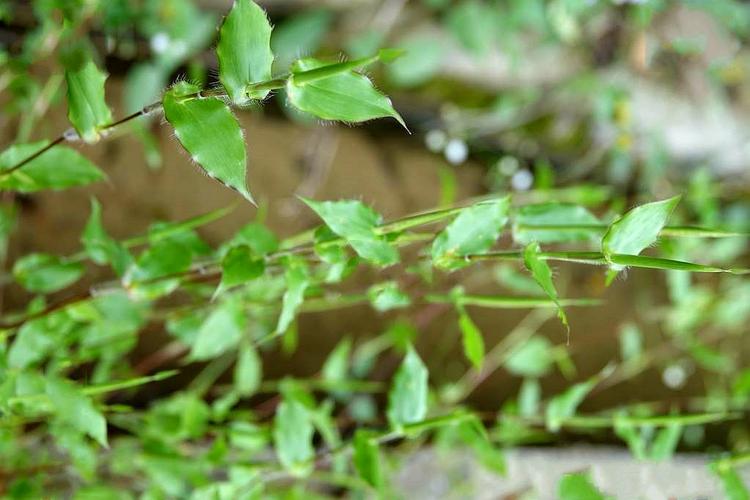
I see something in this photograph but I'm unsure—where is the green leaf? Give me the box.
[216,245,265,297]
[512,203,601,245]
[322,338,351,383]
[524,242,568,333]
[504,336,554,378]
[191,297,247,361]
[431,197,510,269]
[602,196,681,275]
[234,342,262,396]
[712,462,750,500]
[46,377,108,447]
[64,51,112,143]
[558,472,608,500]
[13,253,84,294]
[0,142,104,192]
[546,377,599,432]
[286,58,405,127]
[162,82,252,202]
[368,281,411,312]
[387,346,429,431]
[217,0,274,104]
[649,422,682,460]
[446,0,498,56]
[81,199,132,275]
[273,396,314,477]
[353,430,383,489]
[276,258,310,334]
[457,307,484,369]
[302,198,399,266]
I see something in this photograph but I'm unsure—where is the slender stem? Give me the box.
[0,136,65,177]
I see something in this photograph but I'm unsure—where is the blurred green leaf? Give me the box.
[368,281,411,312]
[322,337,352,384]
[558,472,608,500]
[602,196,681,279]
[712,462,750,500]
[82,199,132,275]
[505,336,554,378]
[217,0,274,104]
[457,307,484,369]
[216,245,265,297]
[13,253,84,294]
[0,142,104,192]
[234,342,262,396]
[272,9,332,72]
[387,346,429,431]
[512,203,601,245]
[273,395,314,477]
[191,297,246,361]
[353,429,383,489]
[47,377,108,447]
[162,82,252,202]
[524,242,568,332]
[303,198,399,266]
[276,257,310,334]
[432,197,510,269]
[546,376,599,432]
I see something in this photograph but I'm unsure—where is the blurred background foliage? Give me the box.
[1,0,750,498]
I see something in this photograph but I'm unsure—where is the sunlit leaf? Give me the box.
[163,82,252,202]
[524,242,568,332]
[387,346,429,431]
[0,142,104,192]
[217,0,274,104]
[273,396,314,477]
[63,49,112,143]
[432,197,510,269]
[13,253,84,294]
[303,198,399,266]
[287,58,405,127]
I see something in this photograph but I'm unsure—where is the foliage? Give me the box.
[0,0,749,498]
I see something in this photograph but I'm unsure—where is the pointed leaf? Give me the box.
[558,472,608,500]
[432,197,510,269]
[303,198,399,266]
[81,199,132,275]
[216,245,265,297]
[387,346,429,431]
[276,258,310,334]
[353,430,383,489]
[602,196,680,273]
[524,242,568,332]
[287,58,405,126]
[163,82,252,201]
[457,307,484,369]
[63,50,112,143]
[0,142,104,192]
[217,0,274,104]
